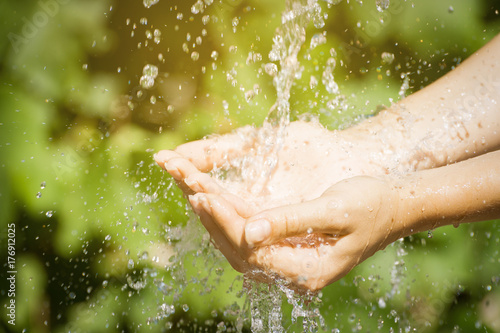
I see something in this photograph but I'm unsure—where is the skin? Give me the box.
[155,34,500,291]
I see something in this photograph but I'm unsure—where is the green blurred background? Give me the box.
[1,0,500,332]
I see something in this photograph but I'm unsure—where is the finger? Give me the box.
[218,193,256,218]
[164,157,202,181]
[189,194,249,273]
[244,196,352,247]
[154,150,184,172]
[184,172,225,194]
[155,153,204,195]
[174,126,256,172]
[199,193,248,249]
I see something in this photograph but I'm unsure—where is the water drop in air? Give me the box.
[143,0,159,9]
[140,64,158,89]
[381,52,395,65]
[375,0,390,12]
[191,51,200,61]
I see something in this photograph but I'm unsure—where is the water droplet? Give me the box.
[143,0,159,9]
[381,52,395,65]
[232,17,239,27]
[378,297,386,308]
[448,6,454,13]
[211,50,219,60]
[375,0,390,12]
[45,210,54,218]
[191,51,200,61]
[140,64,158,89]
[127,259,135,269]
[182,304,189,312]
[215,267,224,276]
[229,45,238,54]
[245,90,255,103]
[40,181,46,189]
[82,63,88,71]
[191,0,204,14]
[102,280,108,288]
[105,234,111,241]
[36,192,42,199]
[264,63,278,76]
[309,75,318,89]
[176,13,183,20]
[307,227,313,234]
[202,15,210,25]
[427,230,433,238]
[167,105,175,113]
[69,292,76,300]
[310,33,327,49]
[153,29,161,44]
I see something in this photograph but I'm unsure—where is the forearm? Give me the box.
[345,34,500,173]
[394,149,500,238]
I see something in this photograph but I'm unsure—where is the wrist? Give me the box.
[389,173,434,240]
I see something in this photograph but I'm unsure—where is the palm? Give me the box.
[209,121,382,211]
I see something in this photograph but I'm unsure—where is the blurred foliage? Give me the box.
[0,0,500,332]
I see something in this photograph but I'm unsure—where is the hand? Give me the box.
[156,120,389,208]
[239,175,403,290]
[155,121,400,290]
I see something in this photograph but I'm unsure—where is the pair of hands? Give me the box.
[155,121,404,291]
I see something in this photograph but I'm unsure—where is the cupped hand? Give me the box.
[155,120,401,290]
[156,121,387,208]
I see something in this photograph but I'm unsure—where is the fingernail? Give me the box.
[198,194,212,214]
[184,177,196,186]
[245,219,271,245]
[188,195,201,213]
[164,162,180,178]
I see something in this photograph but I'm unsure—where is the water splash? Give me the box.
[243,276,325,333]
[222,0,337,194]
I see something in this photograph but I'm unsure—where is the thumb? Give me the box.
[244,196,350,247]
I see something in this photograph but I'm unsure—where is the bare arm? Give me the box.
[394,150,500,238]
[155,34,500,291]
[346,33,500,172]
